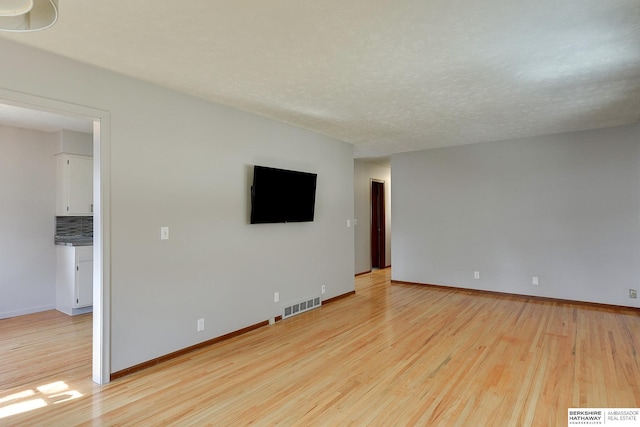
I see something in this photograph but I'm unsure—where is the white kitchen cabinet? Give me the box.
[56,153,93,216]
[56,245,93,316]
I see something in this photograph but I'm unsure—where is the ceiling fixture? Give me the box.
[0,0,58,32]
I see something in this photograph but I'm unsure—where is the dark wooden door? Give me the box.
[371,181,385,268]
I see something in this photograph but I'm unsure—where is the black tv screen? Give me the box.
[250,166,317,224]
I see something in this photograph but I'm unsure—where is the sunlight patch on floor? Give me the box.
[0,381,82,419]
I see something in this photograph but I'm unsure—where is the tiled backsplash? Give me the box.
[56,216,93,238]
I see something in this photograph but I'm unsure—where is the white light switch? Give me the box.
[347,219,351,228]
[160,226,169,240]
[474,271,480,280]
[532,276,539,286]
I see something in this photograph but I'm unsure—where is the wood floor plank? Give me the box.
[1,268,639,426]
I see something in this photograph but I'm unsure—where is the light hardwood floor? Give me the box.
[1,269,639,426]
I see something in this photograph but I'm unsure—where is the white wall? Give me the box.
[392,124,640,308]
[0,124,56,318]
[354,160,391,274]
[0,38,355,372]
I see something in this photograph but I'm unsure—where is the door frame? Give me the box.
[0,88,112,384]
[371,179,386,269]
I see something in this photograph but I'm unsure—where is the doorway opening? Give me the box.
[371,180,385,269]
[0,89,110,384]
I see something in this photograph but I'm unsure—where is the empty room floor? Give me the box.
[1,269,639,426]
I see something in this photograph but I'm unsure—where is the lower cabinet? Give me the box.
[56,245,93,316]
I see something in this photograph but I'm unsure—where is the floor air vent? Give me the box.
[283,296,322,319]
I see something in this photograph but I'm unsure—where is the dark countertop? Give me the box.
[55,236,94,246]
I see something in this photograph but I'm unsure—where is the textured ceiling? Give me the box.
[1,0,639,158]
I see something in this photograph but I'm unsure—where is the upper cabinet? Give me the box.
[56,153,93,216]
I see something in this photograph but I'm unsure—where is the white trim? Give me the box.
[92,117,111,384]
[0,304,56,320]
[0,87,111,384]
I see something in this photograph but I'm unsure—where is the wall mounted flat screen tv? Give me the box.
[250,166,317,224]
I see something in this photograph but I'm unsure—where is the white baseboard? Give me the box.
[0,304,56,320]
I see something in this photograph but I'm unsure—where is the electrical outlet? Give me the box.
[532,277,539,286]
[630,289,637,299]
[474,271,480,280]
[321,285,326,294]
[274,292,279,303]
[197,318,204,332]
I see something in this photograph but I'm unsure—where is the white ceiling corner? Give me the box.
[0,102,93,133]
